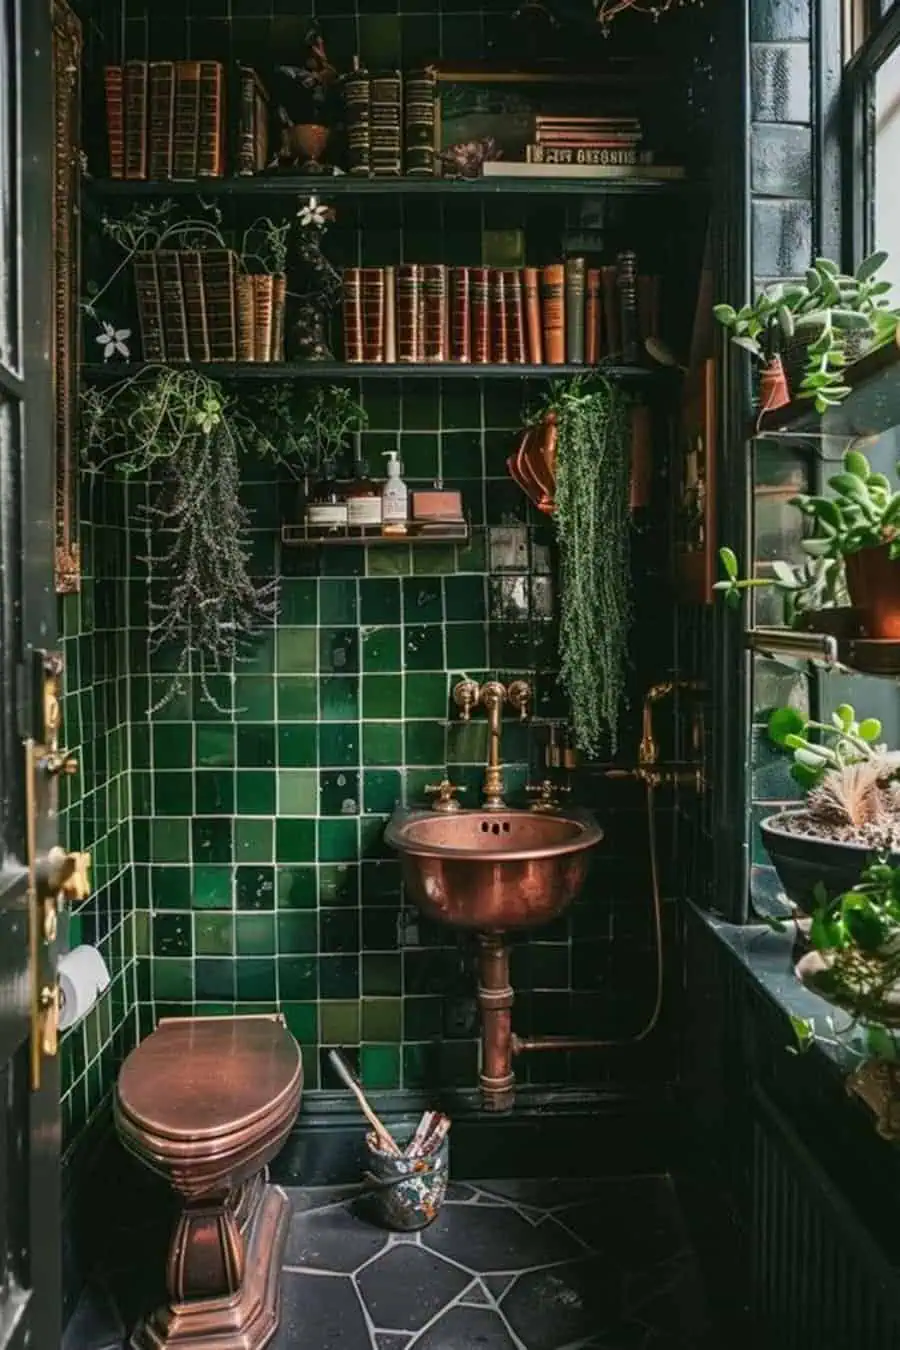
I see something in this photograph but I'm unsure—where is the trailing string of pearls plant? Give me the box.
[594,0,703,29]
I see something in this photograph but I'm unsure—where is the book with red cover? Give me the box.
[540,264,565,364]
[490,271,509,364]
[124,61,148,180]
[155,250,189,362]
[586,268,601,364]
[253,274,275,362]
[197,62,225,178]
[397,264,423,363]
[450,268,471,363]
[344,62,371,176]
[471,267,491,364]
[601,265,620,356]
[423,265,448,362]
[173,61,201,179]
[343,267,364,363]
[236,273,256,361]
[133,251,165,360]
[201,249,238,362]
[180,250,210,362]
[505,270,526,364]
[105,66,125,179]
[148,62,175,179]
[362,267,386,362]
[522,267,542,364]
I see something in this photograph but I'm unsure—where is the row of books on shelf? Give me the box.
[132,250,285,363]
[344,64,437,177]
[104,61,268,180]
[341,258,658,365]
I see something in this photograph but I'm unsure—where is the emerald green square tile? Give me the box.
[442,380,481,428]
[405,673,448,718]
[151,819,190,864]
[235,818,273,862]
[320,677,359,720]
[195,913,234,956]
[362,723,403,766]
[131,722,151,769]
[275,818,316,863]
[154,772,193,816]
[277,677,318,720]
[321,545,365,577]
[320,1000,361,1043]
[320,628,359,674]
[237,960,276,1001]
[132,772,151,816]
[195,771,235,816]
[278,866,317,909]
[447,720,489,762]
[237,724,276,768]
[361,627,402,673]
[236,865,276,910]
[361,859,402,902]
[405,721,446,766]
[319,769,361,816]
[151,865,192,910]
[359,815,390,861]
[153,912,191,956]
[403,625,444,671]
[364,770,402,815]
[279,769,318,815]
[241,632,275,674]
[192,866,233,910]
[236,913,276,956]
[234,676,275,721]
[359,578,401,625]
[300,1046,320,1088]
[319,579,358,624]
[402,1044,428,1089]
[362,998,402,1041]
[443,430,483,476]
[318,723,360,767]
[278,724,318,767]
[362,953,401,995]
[277,911,317,954]
[402,578,443,624]
[405,768,444,805]
[195,959,235,1000]
[318,863,359,906]
[277,629,318,674]
[153,959,193,1001]
[318,818,359,863]
[445,575,486,621]
[192,817,232,863]
[278,957,317,1000]
[360,1044,401,1090]
[362,384,401,431]
[196,725,235,768]
[363,674,402,719]
[366,545,410,576]
[152,724,192,769]
[237,771,276,814]
[280,579,318,626]
[282,1002,317,1044]
[457,530,486,573]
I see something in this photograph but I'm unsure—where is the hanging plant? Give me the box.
[536,376,633,756]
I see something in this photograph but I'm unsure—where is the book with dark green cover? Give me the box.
[565,256,586,364]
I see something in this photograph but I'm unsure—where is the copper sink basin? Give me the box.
[384,808,603,930]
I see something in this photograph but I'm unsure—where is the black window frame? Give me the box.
[842,0,900,267]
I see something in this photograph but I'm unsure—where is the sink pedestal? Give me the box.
[476,933,515,1112]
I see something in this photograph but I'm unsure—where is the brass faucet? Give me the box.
[639,679,705,770]
[453,678,532,810]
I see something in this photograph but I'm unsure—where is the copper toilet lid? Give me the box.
[117,1017,302,1144]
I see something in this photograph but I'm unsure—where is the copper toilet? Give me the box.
[115,1015,303,1350]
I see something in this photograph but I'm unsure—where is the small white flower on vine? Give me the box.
[297,197,328,228]
[95,320,131,360]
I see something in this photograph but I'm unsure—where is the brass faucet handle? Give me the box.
[507,680,532,721]
[425,779,466,813]
[526,780,570,811]
[452,679,480,721]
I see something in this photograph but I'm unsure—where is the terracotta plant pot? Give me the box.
[758,356,790,413]
[281,123,330,171]
[845,543,900,638]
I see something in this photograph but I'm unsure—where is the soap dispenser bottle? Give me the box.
[381,451,408,535]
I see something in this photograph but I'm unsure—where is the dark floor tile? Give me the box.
[502,1259,623,1350]
[422,1204,581,1273]
[474,1177,611,1211]
[283,1202,389,1273]
[274,1271,370,1350]
[556,1179,690,1268]
[283,1184,364,1216]
[460,1281,491,1306]
[375,1336,412,1350]
[357,1243,470,1333]
[622,1254,710,1340]
[409,1305,516,1349]
[444,1181,478,1202]
[484,1274,516,1300]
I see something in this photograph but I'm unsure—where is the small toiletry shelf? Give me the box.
[282,519,470,548]
[747,626,900,678]
[85,175,696,201]
[81,361,656,382]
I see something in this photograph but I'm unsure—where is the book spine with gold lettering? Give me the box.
[540,264,565,365]
[253,273,274,362]
[345,61,371,176]
[155,250,190,362]
[342,267,364,362]
[105,65,125,179]
[173,60,201,179]
[523,266,542,364]
[197,61,225,178]
[180,250,210,362]
[423,265,448,362]
[404,67,436,176]
[236,273,255,361]
[124,60,148,180]
[272,274,287,361]
[148,62,175,179]
[133,251,165,361]
[505,269,526,364]
[362,267,386,362]
[450,267,471,363]
[565,256,586,365]
[201,249,238,362]
[397,263,423,363]
[585,267,601,364]
[383,265,397,363]
[471,267,491,364]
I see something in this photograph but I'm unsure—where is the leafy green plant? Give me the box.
[538,376,632,756]
[713,544,844,623]
[768,702,884,790]
[249,384,368,478]
[241,216,292,275]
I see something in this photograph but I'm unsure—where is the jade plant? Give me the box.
[769,702,886,790]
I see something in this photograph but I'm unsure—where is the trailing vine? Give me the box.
[538,376,632,756]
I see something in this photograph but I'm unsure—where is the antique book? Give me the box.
[148,62,175,179]
[565,257,586,365]
[342,267,364,362]
[370,71,402,177]
[601,265,620,355]
[173,61,202,179]
[201,249,238,362]
[197,61,225,178]
[362,267,386,362]
[404,67,436,177]
[638,273,660,342]
[383,265,397,363]
[133,251,165,360]
[155,250,190,362]
[522,267,542,365]
[271,273,287,361]
[505,270,526,364]
[253,274,275,362]
[236,273,256,361]
[124,60,148,180]
[527,146,650,165]
[585,267,601,364]
[423,265,448,362]
[344,61,371,176]
[450,267,471,363]
[617,250,640,363]
[483,161,685,180]
[471,267,491,364]
[397,264,423,363]
[237,66,269,176]
[180,250,210,362]
[540,263,565,365]
[490,270,509,364]
[104,66,125,179]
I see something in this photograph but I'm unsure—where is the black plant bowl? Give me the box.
[760,810,900,915]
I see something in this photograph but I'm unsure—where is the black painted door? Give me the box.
[0,1,60,1348]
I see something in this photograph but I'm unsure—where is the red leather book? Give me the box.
[586,268,601,364]
[383,265,397,363]
[523,267,542,364]
[201,249,238,362]
[471,267,491,364]
[601,265,620,356]
[490,270,509,364]
[133,251,165,361]
[155,250,189,363]
[104,66,125,179]
[362,267,386,362]
[236,272,256,361]
[124,61,148,180]
[344,61,371,177]
[197,61,225,178]
[505,270,526,364]
[423,265,448,362]
[397,264,423,363]
[148,62,175,179]
[450,268,471,363]
[253,274,274,362]
[173,61,201,179]
[343,267,364,363]
[180,250,210,362]
[540,264,565,365]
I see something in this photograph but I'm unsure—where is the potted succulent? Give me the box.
[714,252,898,412]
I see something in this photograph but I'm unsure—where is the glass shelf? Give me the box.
[82,361,657,383]
[281,520,470,548]
[747,625,900,677]
[84,174,696,201]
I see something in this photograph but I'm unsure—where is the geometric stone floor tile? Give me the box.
[356,1244,470,1333]
[422,1202,582,1273]
[408,1304,518,1349]
[501,1259,623,1350]
[283,1201,390,1273]
[274,1270,370,1350]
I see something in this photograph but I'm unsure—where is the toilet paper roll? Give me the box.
[58,945,111,1031]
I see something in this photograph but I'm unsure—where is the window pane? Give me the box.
[0,0,17,371]
[875,38,900,286]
